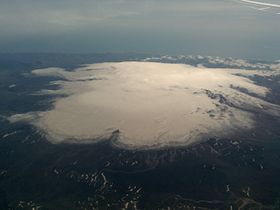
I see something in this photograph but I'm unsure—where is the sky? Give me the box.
[0,0,279,60]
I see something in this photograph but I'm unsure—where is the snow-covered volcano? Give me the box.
[9,62,280,149]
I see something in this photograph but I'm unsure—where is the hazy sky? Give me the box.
[0,0,279,59]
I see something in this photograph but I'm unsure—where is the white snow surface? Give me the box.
[9,62,280,149]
